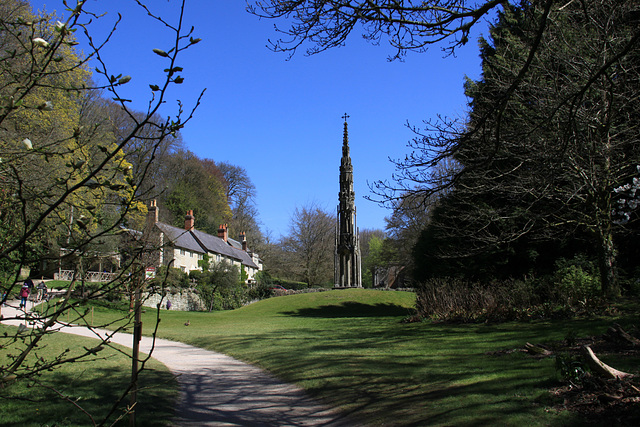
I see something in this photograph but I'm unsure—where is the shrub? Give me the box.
[152,266,190,289]
[194,260,243,311]
[247,283,273,301]
[555,352,590,384]
[415,278,495,322]
[207,283,247,310]
[552,256,601,303]
[415,272,604,323]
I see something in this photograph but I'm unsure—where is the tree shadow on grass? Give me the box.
[281,301,414,318]
[203,329,580,426]
[0,364,176,426]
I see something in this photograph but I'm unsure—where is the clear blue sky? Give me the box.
[34,0,486,238]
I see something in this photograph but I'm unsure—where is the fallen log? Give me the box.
[581,345,633,379]
[605,323,640,347]
[524,342,553,357]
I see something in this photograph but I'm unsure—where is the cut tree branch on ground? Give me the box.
[605,323,640,347]
[524,342,553,357]
[581,345,633,379]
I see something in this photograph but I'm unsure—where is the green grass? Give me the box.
[0,324,177,426]
[78,289,640,426]
[28,289,640,425]
[44,279,73,289]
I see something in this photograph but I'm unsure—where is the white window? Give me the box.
[179,249,185,256]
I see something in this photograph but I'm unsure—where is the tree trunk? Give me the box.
[597,226,619,298]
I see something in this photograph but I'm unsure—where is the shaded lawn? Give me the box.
[85,289,640,426]
[0,324,177,426]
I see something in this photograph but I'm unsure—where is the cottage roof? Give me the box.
[227,237,242,250]
[193,229,259,269]
[155,223,206,254]
[234,248,259,270]
[191,229,238,260]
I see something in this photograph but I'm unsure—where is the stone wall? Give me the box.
[142,288,206,312]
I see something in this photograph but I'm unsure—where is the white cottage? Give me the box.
[145,201,263,283]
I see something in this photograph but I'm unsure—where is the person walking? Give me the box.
[19,284,30,310]
[36,281,46,302]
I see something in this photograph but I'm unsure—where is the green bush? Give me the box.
[207,284,247,310]
[552,256,601,304]
[194,260,243,311]
[153,266,190,289]
[247,282,273,300]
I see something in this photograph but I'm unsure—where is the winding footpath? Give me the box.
[1,301,356,426]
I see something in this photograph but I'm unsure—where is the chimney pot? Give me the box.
[241,232,247,251]
[218,224,228,242]
[147,199,158,225]
[185,210,195,231]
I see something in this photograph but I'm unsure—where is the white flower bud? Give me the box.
[22,138,33,150]
[33,38,49,48]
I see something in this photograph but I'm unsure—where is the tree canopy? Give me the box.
[412,2,640,296]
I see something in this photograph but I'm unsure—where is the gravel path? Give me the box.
[1,301,356,426]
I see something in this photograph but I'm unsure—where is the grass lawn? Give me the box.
[0,324,177,426]
[81,288,640,426]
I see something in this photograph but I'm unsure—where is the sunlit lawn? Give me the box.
[82,288,640,426]
[0,324,177,426]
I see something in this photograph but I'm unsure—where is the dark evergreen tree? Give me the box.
[412,2,640,296]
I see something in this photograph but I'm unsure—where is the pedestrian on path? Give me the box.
[19,284,30,309]
[36,280,47,302]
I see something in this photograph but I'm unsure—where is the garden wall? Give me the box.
[142,289,205,312]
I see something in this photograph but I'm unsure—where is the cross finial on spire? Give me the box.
[342,113,350,122]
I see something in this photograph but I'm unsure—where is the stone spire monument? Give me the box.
[334,114,362,288]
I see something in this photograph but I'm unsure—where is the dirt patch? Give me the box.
[549,376,640,425]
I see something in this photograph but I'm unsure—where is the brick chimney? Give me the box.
[147,200,158,228]
[240,231,247,251]
[217,224,228,242]
[184,210,195,231]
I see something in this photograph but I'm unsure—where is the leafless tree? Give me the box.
[0,0,203,423]
[281,203,336,286]
[216,162,263,246]
[249,0,504,60]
